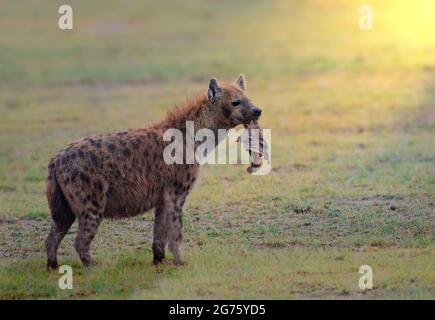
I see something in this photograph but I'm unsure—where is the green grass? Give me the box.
[0,0,434,299]
[1,243,433,299]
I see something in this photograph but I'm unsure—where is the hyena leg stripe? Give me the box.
[152,203,169,265]
[74,212,102,266]
[45,217,75,270]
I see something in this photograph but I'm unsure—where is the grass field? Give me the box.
[0,0,434,299]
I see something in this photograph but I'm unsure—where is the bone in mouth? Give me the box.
[238,120,269,174]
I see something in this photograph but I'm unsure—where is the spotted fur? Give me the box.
[45,75,262,269]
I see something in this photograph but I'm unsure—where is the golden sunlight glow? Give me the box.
[378,0,435,47]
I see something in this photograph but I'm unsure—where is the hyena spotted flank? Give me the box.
[45,75,262,269]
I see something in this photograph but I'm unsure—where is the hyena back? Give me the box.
[45,75,262,269]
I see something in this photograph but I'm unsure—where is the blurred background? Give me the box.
[0,0,433,299]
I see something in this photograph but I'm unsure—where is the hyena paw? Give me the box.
[81,259,98,268]
[46,260,59,271]
[171,258,186,266]
[153,257,165,266]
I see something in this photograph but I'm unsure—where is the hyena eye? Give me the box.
[231,100,241,107]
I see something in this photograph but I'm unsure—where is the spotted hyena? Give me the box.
[45,75,262,269]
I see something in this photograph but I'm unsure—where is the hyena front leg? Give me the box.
[74,208,103,267]
[153,200,169,265]
[152,191,186,265]
[167,195,186,265]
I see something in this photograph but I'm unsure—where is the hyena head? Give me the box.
[207,74,262,128]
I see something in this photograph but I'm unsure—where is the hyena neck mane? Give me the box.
[153,94,225,135]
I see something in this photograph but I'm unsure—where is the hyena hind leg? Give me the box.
[45,215,76,271]
[74,209,103,267]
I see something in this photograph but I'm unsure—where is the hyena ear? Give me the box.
[208,78,221,103]
[235,74,246,91]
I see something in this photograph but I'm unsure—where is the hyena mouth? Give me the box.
[235,115,249,125]
[240,114,260,125]
[249,114,261,123]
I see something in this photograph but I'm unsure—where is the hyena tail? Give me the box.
[45,163,76,270]
[46,165,75,227]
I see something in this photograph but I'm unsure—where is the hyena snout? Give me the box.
[247,106,262,122]
[252,107,262,119]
